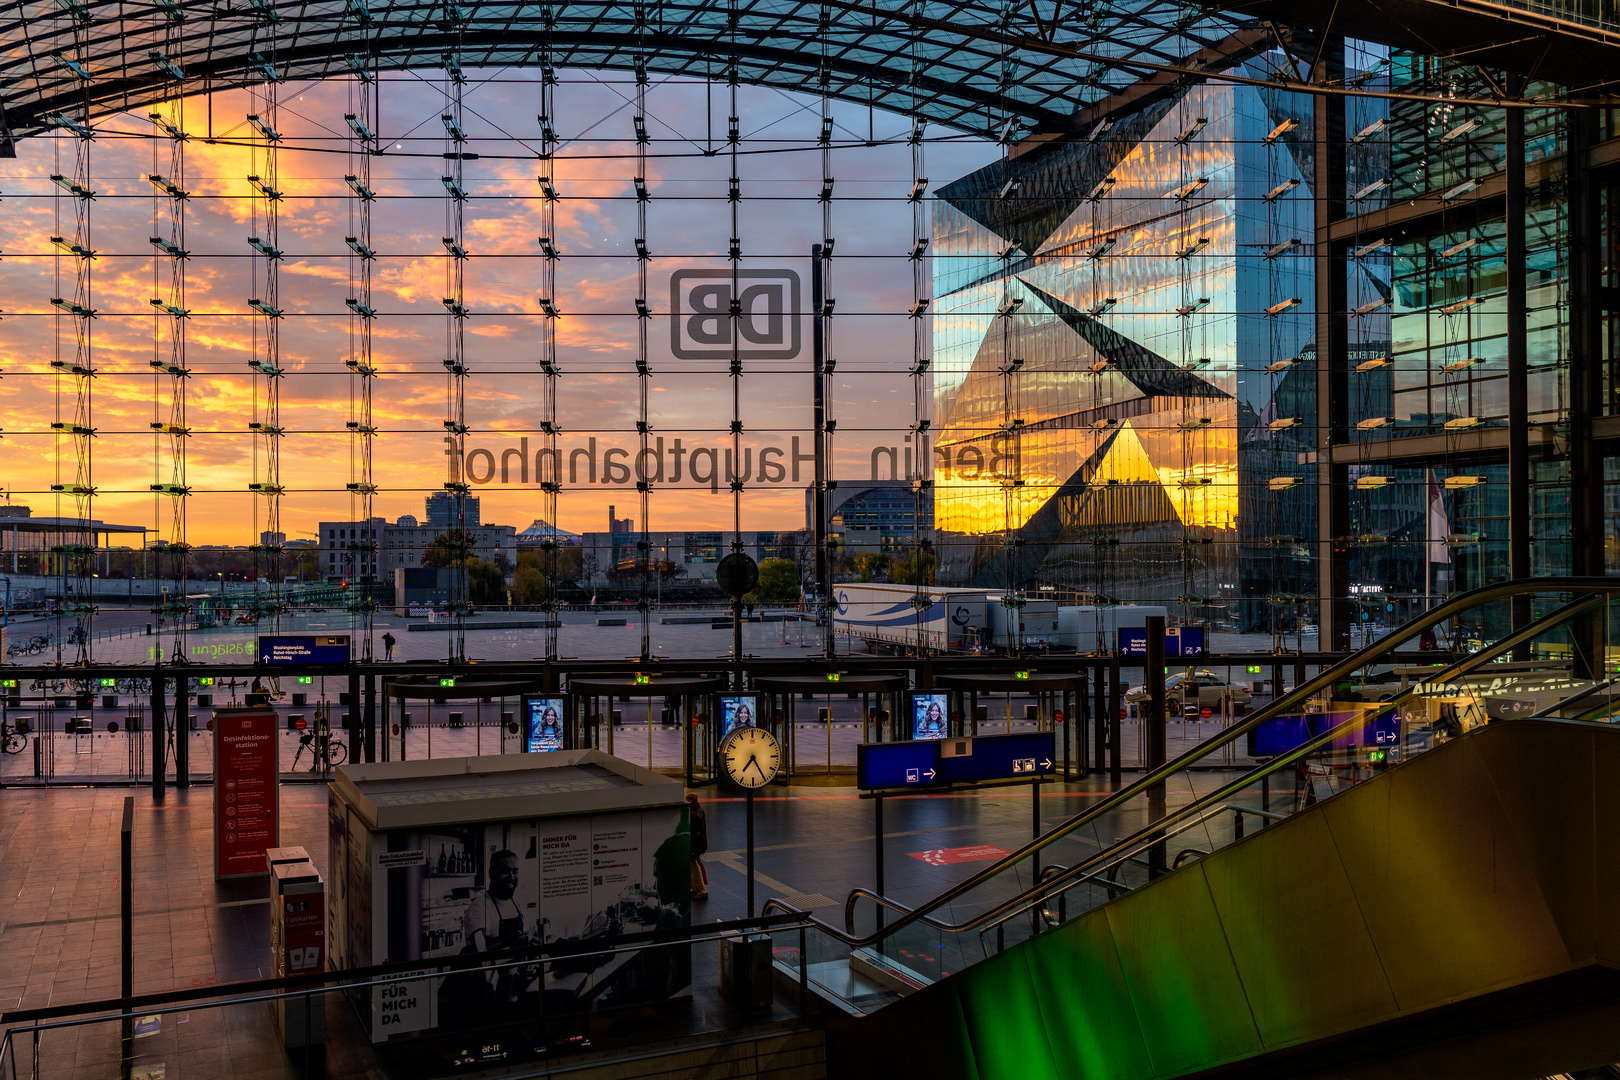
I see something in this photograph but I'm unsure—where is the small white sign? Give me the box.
[376,850,427,869]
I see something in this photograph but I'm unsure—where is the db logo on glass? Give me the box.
[670,269,801,360]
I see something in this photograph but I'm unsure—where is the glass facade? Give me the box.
[933,61,1316,631]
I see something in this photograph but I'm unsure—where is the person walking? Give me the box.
[685,792,708,900]
[382,630,396,661]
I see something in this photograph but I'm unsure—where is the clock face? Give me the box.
[720,726,781,789]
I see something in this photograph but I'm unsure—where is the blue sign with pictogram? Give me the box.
[258,635,351,666]
[1117,626,1205,657]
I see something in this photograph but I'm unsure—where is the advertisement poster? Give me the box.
[365,808,690,1042]
[719,696,757,738]
[524,698,566,753]
[213,707,280,879]
[912,694,948,740]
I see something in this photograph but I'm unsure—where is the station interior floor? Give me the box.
[0,770,1193,1077]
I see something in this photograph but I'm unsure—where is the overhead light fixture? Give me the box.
[1441,238,1479,257]
[1264,178,1300,203]
[1264,118,1299,143]
[1087,177,1115,202]
[1356,356,1390,373]
[1356,416,1392,430]
[1268,477,1299,490]
[1267,417,1301,432]
[1354,297,1388,316]
[1176,117,1208,143]
[1441,356,1483,373]
[1265,297,1303,316]
[1353,178,1390,201]
[1088,297,1117,316]
[1442,179,1481,201]
[1352,119,1388,142]
[1169,177,1209,201]
[1442,119,1481,142]
[1352,238,1389,258]
[1266,358,1298,374]
[1444,416,1482,430]
[1356,475,1393,489]
[1444,475,1486,489]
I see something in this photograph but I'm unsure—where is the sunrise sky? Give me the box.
[0,71,998,544]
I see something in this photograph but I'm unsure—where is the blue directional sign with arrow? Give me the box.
[258,635,351,666]
[857,731,1056,790]
[857,740,941,790]
[938,731,1056,783]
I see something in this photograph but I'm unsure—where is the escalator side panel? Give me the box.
[1201,809,1401,1047]
[1104,864,1266,1075]
[1319,731,1575,1007]
[832,721,1620,1080]
[1022,906,1155,1080]
[1471,723,1602,961]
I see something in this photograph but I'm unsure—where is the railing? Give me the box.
[768,578,1620,1012]
[0,912,815,1080]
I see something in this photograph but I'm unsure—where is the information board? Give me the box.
[524,697,566,753]
[911,693,948,740]
[1247,709,1399,758]
[857,731,1056,790]
[1116,625,1205,657]
[213,706,280,879]
[938,731,1056,784]
[258,635,351,666]
[856,740,941,790]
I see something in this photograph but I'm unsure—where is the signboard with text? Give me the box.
[1116,626,1205,657]
[258,635,351,666]
[857,731,1056,790]
[214,706,281,879]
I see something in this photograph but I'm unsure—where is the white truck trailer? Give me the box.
[1057,605,1170,653]
[832,583,990,652]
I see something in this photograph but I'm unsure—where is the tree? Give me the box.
[421,529,477,569]
[852,552,888,583]
[467,558,505,604]
[511,565,549,605]
[892,549,936,586]
[751,558,801,604]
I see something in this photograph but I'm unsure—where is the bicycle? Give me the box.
[291,725,348,772]
[2,718,28,755]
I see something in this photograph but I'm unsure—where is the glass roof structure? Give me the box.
[4,0,1614,150]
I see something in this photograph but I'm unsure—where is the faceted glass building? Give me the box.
[931,63,1329,632]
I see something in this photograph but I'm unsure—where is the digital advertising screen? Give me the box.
[911,693,949,740]
[524,697,566,753]
[719,695,758,738]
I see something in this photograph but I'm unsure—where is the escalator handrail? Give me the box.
[764,578,1619,947]
[859,589,1607,944]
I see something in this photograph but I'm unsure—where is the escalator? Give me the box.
[769,579,1620,1080]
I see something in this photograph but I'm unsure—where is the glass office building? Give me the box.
[932,63,1331,631]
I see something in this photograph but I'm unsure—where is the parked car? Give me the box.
[1126,670,1254,712]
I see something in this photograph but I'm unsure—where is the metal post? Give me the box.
[873,792,885,932]
[745,790,756,918]
[347,670,361,767]
[1145,614,1166,877]
[173,675,188,788]
[1313,43,1351,652]
[812,244,830,658]
[150,666,165,800]
[120,796,133,1080]
[1108,658,1121,788]
[1506,86,1529,642]
[364,673,376,763]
